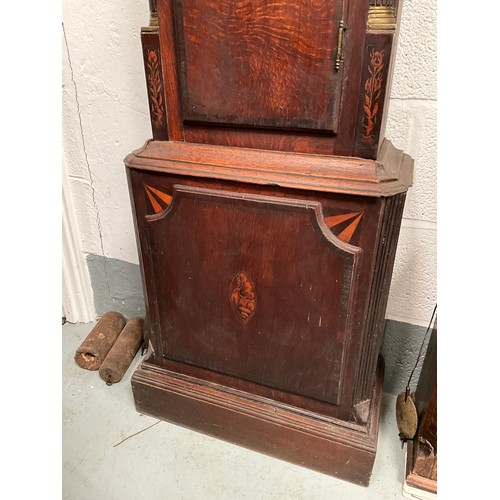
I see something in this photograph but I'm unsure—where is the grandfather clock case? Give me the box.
[126,0,413,486]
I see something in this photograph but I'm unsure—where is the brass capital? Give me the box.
[367,6,397,31]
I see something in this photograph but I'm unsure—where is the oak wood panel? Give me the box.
[353,192,406,408]
[333,0,370,156]
[158,0,184,140]
[154,357,349,419]
[184,124,336,155]
[151,1,401,158]
[127,166,390,418]
[144,184,360,404]
[174,0,344,132]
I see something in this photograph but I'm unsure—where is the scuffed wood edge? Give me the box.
[125,139,413,198]
[132,356,383,453]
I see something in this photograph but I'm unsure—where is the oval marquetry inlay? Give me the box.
[230,271,257,324]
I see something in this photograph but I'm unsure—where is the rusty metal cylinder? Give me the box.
[74,312,126,371]
[99,317,144,385]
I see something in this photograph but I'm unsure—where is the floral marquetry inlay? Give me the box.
[146,49,165,129]
[361,49,385,144]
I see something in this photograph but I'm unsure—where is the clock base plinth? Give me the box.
[131,355,384,486]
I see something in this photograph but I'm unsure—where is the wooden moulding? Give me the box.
[131,355,384,486]
[124,138,413,198]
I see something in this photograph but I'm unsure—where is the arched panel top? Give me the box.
[144,183,361,405]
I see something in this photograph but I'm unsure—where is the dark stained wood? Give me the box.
[144,184,360,405]
[184,124,336,155]
[126,141,412,423]
[353,32,394,159]
[125,141,412,485]
[415,319,437,420]
[127,0,411,486]
[145,0,401,158]
[151,357,353,419]
[157,0,184,140]
[334,0,370,156]
[132,354,385,487]
[131,169,372,422]
[353,192,406,409]
[413,383,437,481]
[406,324,437,494]
[141,31,169,141]
[125,138,413,198]
[174,0,344,133]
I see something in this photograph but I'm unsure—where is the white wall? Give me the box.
[62,0,437,327]
[62,1,150,267]
[384,0,437,326]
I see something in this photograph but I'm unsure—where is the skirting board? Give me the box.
[131,356,384,486]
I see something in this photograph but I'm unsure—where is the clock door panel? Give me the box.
[174,0,345,133]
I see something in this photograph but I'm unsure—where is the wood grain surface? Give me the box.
[125,138,413,197]
[175,0,343,132]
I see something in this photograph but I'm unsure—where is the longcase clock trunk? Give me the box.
[126,0,412,486]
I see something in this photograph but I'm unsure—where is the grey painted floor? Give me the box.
[63,321,408,500]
